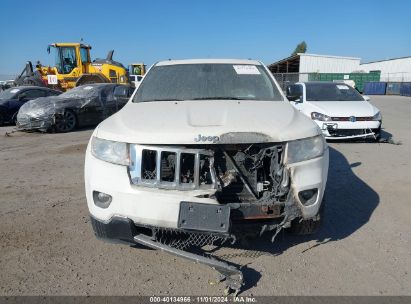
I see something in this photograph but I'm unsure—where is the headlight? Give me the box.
[372,111,382,121]
[311,112,331,121]
[287,135,326,163]
[91,137,129,166]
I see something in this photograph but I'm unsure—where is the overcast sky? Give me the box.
[0,0,410,75]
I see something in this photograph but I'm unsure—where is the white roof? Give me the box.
[156,58,262,66]
[298,53,361,60]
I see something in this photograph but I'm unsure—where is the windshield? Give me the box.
[52,46,77,74]
[60,85,100,98]
[0,87,20,100]
[133,63,283,102]
[306,83,364,101]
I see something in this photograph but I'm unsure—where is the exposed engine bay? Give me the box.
[213,144,289,204]
[129,142,301,244]
[133,143,290,204]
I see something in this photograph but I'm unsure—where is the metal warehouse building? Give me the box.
[360,56,411,82]
[268,53,361,74]
[268,53,411,81]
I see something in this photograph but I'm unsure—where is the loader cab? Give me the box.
[129,63,146,76]
[48,43,91,75]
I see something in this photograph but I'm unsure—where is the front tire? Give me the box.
[11,112,18,125]
[0,112,5,126]
[54,110,77,133]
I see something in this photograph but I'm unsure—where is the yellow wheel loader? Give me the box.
[15,43,129,91]
[129,63,146,76]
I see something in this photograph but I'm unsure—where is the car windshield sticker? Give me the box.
[233,65,260,75]
[83,86,94,90]
[337,85,349,90]
[10,89,20,93]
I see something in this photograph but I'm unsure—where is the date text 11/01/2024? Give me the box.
[149,296,257,303]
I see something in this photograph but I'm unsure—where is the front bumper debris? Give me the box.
[325,131,376,140]
[322,124,380,140]
[134,234,243,295]
[90,215,243,294]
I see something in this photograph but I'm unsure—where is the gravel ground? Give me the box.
[0,95,410,296]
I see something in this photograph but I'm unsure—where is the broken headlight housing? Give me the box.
[311,112,331,121]
[91,137,130,166]
[287,135,326,163]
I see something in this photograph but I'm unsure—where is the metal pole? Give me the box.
[134,234,244,294]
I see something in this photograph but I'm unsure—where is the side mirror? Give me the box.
[287,95,302,102]
[363,95,370,101]
[18,94,26,101]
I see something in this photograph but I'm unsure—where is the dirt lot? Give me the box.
[0,95,410,296]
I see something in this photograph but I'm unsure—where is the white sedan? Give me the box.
[286,82,382,140]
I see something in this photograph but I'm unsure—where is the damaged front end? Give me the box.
[16,97,57,131]
[16,113,55,131]
[123,142,302,294]
[88,134,327,294]
[128,142,297,234]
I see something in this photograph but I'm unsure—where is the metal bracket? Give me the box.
[134,234,244,294]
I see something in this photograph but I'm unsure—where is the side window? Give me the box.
[21,89,47,100]
[100,87,115,105]
[113,86,128,98]
[80,48,88,64]
[106,86,115,102]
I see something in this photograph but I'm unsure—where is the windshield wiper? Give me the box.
[142,98,185,102]
[191,97,249,100]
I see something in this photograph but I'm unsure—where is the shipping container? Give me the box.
[308,72,380,93]
[363,82,387,95]
[400,83,411,97]
[386,83,402,95]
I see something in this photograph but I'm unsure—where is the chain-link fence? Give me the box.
[272,73,310,92]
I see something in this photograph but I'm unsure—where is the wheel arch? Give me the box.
[53,108,79,132]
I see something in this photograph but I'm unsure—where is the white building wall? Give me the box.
[299,54,361,73]
[360,57,411,82]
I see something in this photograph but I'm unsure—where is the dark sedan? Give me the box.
[0,86,61,125]
[17,83,134,132]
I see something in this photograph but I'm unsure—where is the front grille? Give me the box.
[331,116,373,121]
[153,227,230,250]
[328,128,378,137]
[128,144,217,191]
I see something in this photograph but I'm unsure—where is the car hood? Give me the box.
[308,100,379,117]
[18,96,90,118]
[96,100,321,144]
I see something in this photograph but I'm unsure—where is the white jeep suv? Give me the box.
[85,59,329,293]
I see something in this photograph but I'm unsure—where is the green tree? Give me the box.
[291,41,307,55]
